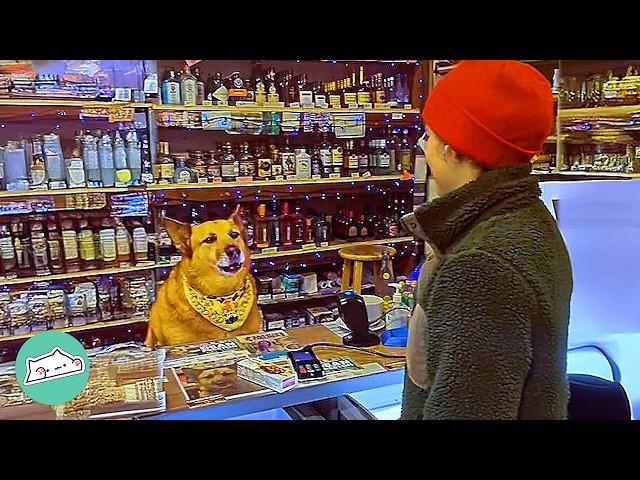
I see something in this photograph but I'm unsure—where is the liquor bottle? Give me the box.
[377,249,395,296]
[221,142,239,182]
[205,145,222,183]
[358,213,369,238]
[162,70,182,105]
[60,216,80,273]
[267,82,280,103]
[179,66,197,106]
[46,217,64,274]
[280,138,296,177]
[374,73,386,104]
[189,150,208,183]
[346,210,359,239]
[388,128,400,172]
[295,147,311,179]
[245,77,255,102]
[155,142,175,184]
[398,129,413,172]
[126,130,142,184]
[42,134,65,187]
[293,206,305,244]
[358,140,369,175]
[344,140,359,175]
[28,135,47,189]
[311,145,322,177]
[331,140,344,175]
[238,142,256,179]
[270,144,283,177]
[228,72,247,105]
[255,203,270,249]
[174,155,195,184]
[99,219,117,268]
[91,218,103,268]
[132,225,149,263]
[319,133,333,177]
[255,144,271,180]
[357,66,371,106]
[269,203,281,248]
[78,216,97,271]
[255,77,267,105]
[0,224,16,278]
[239,206,256,251]
[98,132,115,187]
[388,213,399,237]
[115,219,132,266]
[303,216,315,244]
[194,67,205,105]
[343,78,357,107]
[82,131,101,185]
[113,130,130,181]
[313,214,329,246]
[280,201,295,247]
[28,216,49,277]
[209,72,228,105]
[378,139,391,175]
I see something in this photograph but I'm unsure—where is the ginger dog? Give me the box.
[146,207,260,347]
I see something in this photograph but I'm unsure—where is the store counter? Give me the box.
[147,324,406,420]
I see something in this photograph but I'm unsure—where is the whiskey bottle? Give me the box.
[255,203,270,249]
[311,145,322,177]
[378,139,391,175]
[358,140,369,175]
[115,219,132,266]
[239,206,256,251]
[228,72,247,105]
[270,144,283,178]
[313,214,329,246]
[344,140,359,175]
[209,72,228,105]
[46,217,64,274]
[174,155,196,184]
[255,77,267,105]
[281,139,296,177]
[29,135,47,189]
[358,213,369,238]
[30,216,50,277]
[398,129,413,172]
[78,216,97,271]
[0,224,16,279]
[346,210,359,239]
[256,144,272,180]
[221,142,239,182]
[280,201,295,247]
[320,133,333,177]
[156,142,175,184]
[60,216,80,273]
[293,205,305,245]
[206,147,221,182]
[269,203,281,248]
[295,147,311,179]
[331,140,344,175]
[238,142,256,179]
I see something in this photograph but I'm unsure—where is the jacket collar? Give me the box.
[402,164,540,253]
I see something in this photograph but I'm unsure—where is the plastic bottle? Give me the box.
[385,283,411,330]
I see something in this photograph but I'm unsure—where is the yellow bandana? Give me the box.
[183,275,255,332]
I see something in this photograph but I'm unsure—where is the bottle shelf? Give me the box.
[257,284,374,307]
[0,317,148,343]
[152,103,420,115]
[534,170,640,179]
[0,175,411,201]
[147,174,410,192]
[559,105,640,119]
[0,262,157,287]
[0,99,152,109]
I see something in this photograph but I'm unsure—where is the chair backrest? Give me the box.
[567,345,631,420]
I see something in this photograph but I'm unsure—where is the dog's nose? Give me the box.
[225,246,241,259]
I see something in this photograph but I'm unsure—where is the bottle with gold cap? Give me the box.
[255,203,270,249]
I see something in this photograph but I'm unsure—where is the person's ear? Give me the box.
[443,144,459,164]
[163,214,192,256]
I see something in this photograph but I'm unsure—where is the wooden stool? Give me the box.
[339,244,397,294]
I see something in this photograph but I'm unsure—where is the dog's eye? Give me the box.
[229,231,240,239]
[203,234,217,244]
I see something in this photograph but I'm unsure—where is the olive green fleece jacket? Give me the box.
[400,163,573,420]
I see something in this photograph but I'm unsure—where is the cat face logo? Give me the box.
[24,347,86,386]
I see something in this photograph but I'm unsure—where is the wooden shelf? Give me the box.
[559,105,640,119]
[155,237,414,269]
[153,103,420,114]
[0,262,157,287]
[534,171,640,179]
[0,99,151,109]
[0,186,144,199]
[258,284,374,307]
[0,318,147,343]
[147,174,410,192]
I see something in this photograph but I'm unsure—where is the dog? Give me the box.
[146,206,261,347]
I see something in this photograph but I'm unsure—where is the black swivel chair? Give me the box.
[567,345,631,420]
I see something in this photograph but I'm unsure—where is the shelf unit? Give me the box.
[0,99,152,109]
[153,104,420,114]
[0,318,147,343]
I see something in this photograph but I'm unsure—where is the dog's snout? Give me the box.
[225,245,241,259]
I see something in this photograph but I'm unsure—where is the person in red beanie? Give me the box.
[400,60,573,419]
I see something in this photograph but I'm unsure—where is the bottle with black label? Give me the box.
[228,72,248,105]
[377,139,391,175]
[270,144,282,178]
[344,140,359,175]
[280,138,296,177]
[398,129,413,172]
[269,203,281,248]
[239,206,256,251]
[221,142,239,182]
[331,140,343,175]
[46,217,65,274]
[238,142,256,179]
[255,144,271,180]
[319,133,333,177]
[311,145,322,177]
[209,72,228,105]
[313,215,329,246]
[0,224,16,279]
[293,206,305,245]
[358,140,369,175]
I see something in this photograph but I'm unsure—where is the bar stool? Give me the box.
[339,245,397,294]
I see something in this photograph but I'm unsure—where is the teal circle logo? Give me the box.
[15,331,90,406]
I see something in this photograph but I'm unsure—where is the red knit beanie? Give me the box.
[422,60,555,169]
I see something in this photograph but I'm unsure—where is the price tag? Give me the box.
[329,173,341,179]
[362,171,372,178]
[197,178,209,184]
[261,247,278,254]
[348,103,359,109]
[374,103,388,109]
[392,112,404,120]
[362,103,373,110]
[320,242,329,247]
[403,104,414,110]
[311,174,322,180]
[108,107,134,123]
[236,176,253,183]
[351,172,360,178]
[302,243,317,250]
[114,88,132,102]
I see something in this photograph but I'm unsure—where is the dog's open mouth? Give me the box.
[219,262,243,274]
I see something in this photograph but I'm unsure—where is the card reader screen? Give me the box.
[290,351,315,362]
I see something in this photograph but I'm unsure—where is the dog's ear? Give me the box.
[228,204,244,232]
[163,215,192,256]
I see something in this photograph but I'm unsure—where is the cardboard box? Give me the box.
[236,357,298,393]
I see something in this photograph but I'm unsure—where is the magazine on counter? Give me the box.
[173,362,267,407]
[164,338,250,369]
[234,330,303,355]
[55,347,167,420]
